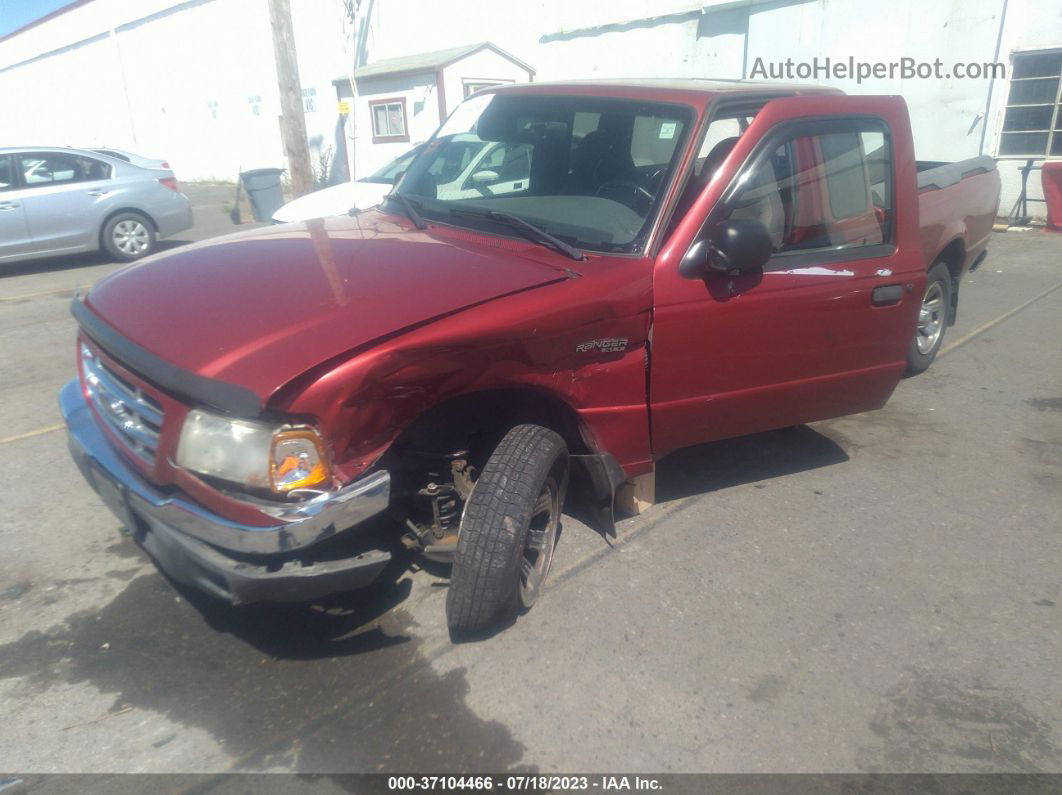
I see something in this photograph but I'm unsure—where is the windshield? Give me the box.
[393,92,694,253]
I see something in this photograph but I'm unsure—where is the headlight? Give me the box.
[175,409,331,495]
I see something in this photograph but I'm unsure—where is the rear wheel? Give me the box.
[102,212,156,262]
[446,424,568,635]
[906,262,952,375]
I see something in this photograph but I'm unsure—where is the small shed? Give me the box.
[334,42,535,177]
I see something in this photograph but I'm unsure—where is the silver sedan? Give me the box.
[0,146,193,265]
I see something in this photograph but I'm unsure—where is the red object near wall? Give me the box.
[1043,161,1062,232]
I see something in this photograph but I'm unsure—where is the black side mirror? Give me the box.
[679,217,774,279]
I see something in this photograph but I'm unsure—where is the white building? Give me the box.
[0,0,352,182]
[1,0,1059,217]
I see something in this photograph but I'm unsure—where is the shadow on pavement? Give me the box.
[655,424,850,503]
[154,517,425,662]
[0,538,526,772]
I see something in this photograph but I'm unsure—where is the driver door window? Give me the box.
[726,127,892,261]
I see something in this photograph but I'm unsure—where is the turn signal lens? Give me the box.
[270,429,330,493]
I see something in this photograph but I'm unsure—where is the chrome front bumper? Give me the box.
[61,379,393,603]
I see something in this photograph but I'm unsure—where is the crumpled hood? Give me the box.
[84,213,568,407]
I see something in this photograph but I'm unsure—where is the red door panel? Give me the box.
[650,95,924,459]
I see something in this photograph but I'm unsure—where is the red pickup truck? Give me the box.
[62,80,1000,634]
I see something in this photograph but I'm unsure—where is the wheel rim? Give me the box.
[519,476,560,609]
[916,280,946,354]
[113,219,150,256]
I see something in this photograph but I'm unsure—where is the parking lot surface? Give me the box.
[1,210,1060,775]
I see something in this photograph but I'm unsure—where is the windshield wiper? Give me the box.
[386,193,427,230]
[451,208,585,261]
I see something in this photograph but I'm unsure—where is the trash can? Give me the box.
[1042,161,1062,233]
[239,167,286,222]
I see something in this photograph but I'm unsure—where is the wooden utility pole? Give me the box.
[268,0,314,197]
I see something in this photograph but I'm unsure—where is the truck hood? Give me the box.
[84,213,569,409]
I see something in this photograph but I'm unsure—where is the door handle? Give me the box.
[0,202,19,210]
[87,189,109,197]
[872,284,904,306]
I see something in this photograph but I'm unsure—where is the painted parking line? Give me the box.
[0,423,65,446]
[0,285,85,303]
[939,279,1062,358]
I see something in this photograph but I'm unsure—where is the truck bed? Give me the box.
[916,156,997,191]
[916,155,1000,275]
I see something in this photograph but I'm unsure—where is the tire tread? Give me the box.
[446,424,567,634]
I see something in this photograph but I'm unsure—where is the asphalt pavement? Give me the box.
[0,206,1059,777]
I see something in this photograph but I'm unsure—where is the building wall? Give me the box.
[984,0,1062,219]
[742,0,1005,161]
[0,0,347,182]
[522,15,701,80]
[735,0,1054,218]
[2,0,1060,215]
[114,0,283,179]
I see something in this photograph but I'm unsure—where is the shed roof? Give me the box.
[334,41,535,84]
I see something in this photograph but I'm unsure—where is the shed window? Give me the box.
[998,49,1062,158]
[370,99,408,140]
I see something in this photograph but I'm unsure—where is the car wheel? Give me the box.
[446,424,569,636]
[102,212,156,262]
[906,262,953,375]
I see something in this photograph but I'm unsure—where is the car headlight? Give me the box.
[175,409,331,495]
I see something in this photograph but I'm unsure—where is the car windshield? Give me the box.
[392,92,694,254]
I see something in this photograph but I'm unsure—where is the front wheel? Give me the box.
[446,424,568,635]
[906,262,953,375]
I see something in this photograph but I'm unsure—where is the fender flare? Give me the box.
[569,452,627,538]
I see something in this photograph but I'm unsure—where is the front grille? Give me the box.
[81,343,165,465]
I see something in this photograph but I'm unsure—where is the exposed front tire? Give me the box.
[446,424,568,636]
[906,262,953,375]
[102,212,156,262]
